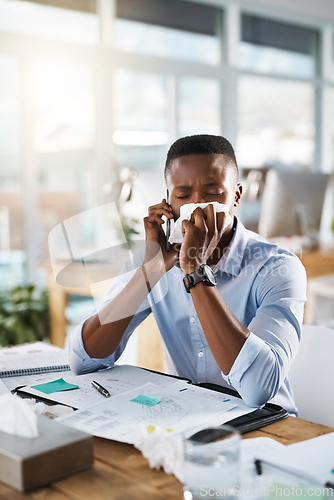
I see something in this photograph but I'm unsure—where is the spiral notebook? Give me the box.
[0,342,70,378]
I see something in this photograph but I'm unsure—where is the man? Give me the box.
[69,134,307,415]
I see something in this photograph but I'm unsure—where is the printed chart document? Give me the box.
[56,381,237,444]
[181,384,255,427]
[20,365,191,409]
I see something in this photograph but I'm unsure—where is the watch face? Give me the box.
[202,265,217,285]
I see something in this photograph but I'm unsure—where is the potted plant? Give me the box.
[0,285,49,346]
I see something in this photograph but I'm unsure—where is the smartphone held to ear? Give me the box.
[166,189,171,252]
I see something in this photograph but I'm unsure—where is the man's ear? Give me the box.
[234,183,243,207]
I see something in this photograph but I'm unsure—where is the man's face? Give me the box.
[166,153,242,220]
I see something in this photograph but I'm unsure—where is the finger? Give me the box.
[216,211,228,236]
[181,219,196,236]
[148,200,174,217]
[190,207,206,231]
[148,202,173,213]
[146,214,166,225]
[144,216,161,228]
[148,208,174,220]
[149,198,173,210]
[160,198,174,211]
[203,204,217,235]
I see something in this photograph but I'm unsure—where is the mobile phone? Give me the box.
[166,189,171,252]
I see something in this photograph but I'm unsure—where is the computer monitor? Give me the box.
[258,170,330,245]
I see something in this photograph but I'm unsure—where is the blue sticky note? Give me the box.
[31,378,79,395]
[131,395,161,407]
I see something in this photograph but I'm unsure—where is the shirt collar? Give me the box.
[212,216,248,277]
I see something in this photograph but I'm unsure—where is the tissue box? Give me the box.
[0,415,93,493]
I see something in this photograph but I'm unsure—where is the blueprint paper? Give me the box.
[176,384,255,437]
[21,365,187,409]
[56,382,236,444]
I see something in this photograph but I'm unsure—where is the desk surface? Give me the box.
[0,416,333,500]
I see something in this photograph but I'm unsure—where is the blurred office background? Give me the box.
[0,0,334,355]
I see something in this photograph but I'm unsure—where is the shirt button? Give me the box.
[190,317,195,323]
[198,351,204,358]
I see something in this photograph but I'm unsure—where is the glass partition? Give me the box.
[113,69,168,171]
[0,54,24,290]
[0,0,99,45]
[32,61,96,262]
[240,14,319,78]
[178,77,221,137]
[237,76,314,169]
[115,0,221,64]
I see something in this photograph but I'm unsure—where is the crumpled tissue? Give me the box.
[134,425,185,483]
[25,398,74,420]
[169,202,232,244]
[0,394,39,438]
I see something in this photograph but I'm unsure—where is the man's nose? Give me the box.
[192,192,206,204]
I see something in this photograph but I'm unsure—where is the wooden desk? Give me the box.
[0,417,333,499]
[299,247,334,279]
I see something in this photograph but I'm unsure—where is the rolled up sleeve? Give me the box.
[68,305,151,375]
[221,255,307,408]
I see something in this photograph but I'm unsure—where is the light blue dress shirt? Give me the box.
[69,217,307,416]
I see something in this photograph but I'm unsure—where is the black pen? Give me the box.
[254,459,262,475]
[254,459,334,491]
[91,380,110,398]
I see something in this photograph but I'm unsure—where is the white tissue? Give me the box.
[134,425,185,483]
[0,394,39,438]
[169,202,232,244]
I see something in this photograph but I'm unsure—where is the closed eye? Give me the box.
[207,192,224,196]
[176,195,191,199]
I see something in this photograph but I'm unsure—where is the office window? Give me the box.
[113,69,168,171]
[0,0,99,45]
[332,36,334,79]
[178,77,221,137]
[332,90,334,169]
[240,14,318,78]
[115,0,221,65]
[0,54,25,290]
[32,61,96,262]
[237,77,314,169]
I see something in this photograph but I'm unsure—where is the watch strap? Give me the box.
[183,265,217,293]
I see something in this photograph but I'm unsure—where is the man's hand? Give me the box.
[143,198,179,273]
[179,204,227,275]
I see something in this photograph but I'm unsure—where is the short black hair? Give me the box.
[165,134,238,181]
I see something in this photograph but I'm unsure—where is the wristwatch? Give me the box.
[183,264,217,293]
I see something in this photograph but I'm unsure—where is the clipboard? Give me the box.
[143,369,288,440]
[192,382,288,441]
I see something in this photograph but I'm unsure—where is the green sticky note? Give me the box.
[31,378,79,395]
[131,395,161,407]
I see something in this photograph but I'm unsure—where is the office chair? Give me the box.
[289,324,334,427]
